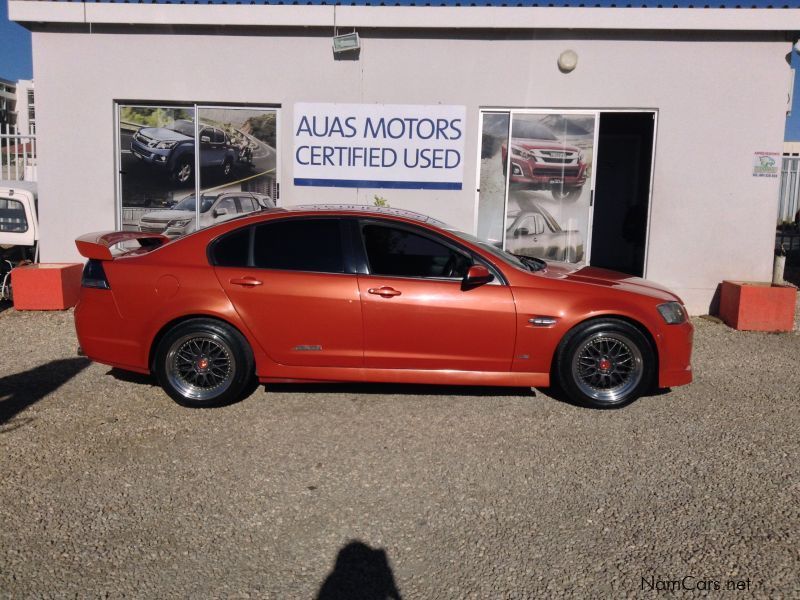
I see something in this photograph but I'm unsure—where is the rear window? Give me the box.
[0,198,28,233]
[212,227,250,267]
[253,219,344,273]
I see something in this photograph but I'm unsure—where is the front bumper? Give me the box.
[130,140,170,168]
[657,319,694,388]
[510,159,587,186]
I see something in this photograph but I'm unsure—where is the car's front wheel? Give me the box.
[154,318,255,408]
[221,158,233,178]
[172,156,194,185]
[555,318,655,408]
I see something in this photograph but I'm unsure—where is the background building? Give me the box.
[9,0,800,313]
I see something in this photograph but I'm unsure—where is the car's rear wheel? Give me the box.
[172,156,194,185]
[551,186,582,202]
[154,318,254,408]
[555,318,655,408]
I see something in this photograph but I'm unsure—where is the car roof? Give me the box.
[279,204,452,228]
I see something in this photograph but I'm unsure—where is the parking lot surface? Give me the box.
[0,305,798,598]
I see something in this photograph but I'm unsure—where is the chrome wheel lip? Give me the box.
[571,332,643,404]
[165,333,235,401]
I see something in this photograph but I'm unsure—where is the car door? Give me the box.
[212,217,363,368]
[355,219,516,372]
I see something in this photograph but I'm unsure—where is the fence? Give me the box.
[778,156,800,224]
[0,123,37,182]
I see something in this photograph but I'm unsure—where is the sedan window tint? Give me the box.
[212,227,251,267]
[362,223,470,279]
[254,219,344,273]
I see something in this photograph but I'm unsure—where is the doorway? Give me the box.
[588,112,655,277]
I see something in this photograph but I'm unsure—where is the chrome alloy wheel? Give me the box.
[571,332,643,404]
[165,333,236,401]
[176,163,192,183]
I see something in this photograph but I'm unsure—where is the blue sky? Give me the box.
[0,0,32,81]
[2,0,800,138]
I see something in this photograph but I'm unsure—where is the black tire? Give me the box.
[172,155,194,185]
[154,318,255,408]
[555,318,655,409]
[221,158,233,178]
[551,186,582,202]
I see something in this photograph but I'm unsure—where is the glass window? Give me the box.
[213,129,225,144]
[211,227,250,267]
[253,219,344,273]
[362,223,471,279]
[215,197,237,216]
[239,197,256,213]
[0,198,28,233]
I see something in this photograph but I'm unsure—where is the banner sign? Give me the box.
[293,103,466,190]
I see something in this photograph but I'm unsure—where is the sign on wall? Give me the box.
[752,151,780,178]
[293,103,466,190]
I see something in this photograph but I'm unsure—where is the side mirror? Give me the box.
[213,207,228,218]
[462,264,494,289]
[200,135,211,144]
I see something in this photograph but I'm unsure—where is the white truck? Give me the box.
[0,181,39,301]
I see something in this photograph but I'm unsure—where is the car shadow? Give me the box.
[0,357,90,428]
[264,381,536,398]
[316,540,403,600]
[0,301,12,315]
[536,384,673,410]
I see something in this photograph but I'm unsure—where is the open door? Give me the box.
[589,112,656,277]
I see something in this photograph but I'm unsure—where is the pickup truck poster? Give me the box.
[477,112,595,263]
[293,103,466,190]
[118,104,278,235]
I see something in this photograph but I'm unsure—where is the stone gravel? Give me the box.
[0,303,798,598]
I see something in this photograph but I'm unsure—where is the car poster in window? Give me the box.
[118,104,278,237]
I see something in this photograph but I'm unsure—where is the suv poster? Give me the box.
[118,105,278,236]
[477,112,595,264]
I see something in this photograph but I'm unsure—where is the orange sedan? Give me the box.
[74,206,692,409]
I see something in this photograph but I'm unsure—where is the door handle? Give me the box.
[368,286,402,298]
[230,277,263,287]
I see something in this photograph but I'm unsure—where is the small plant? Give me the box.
[373,195,390,208]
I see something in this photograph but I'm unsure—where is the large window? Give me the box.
[253,219,344,274]
[117,103,279,237]
[0,198,28,233]
[362,223,471,279]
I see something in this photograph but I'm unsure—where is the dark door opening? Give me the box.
[590,112,655,277]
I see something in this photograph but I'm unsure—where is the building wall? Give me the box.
[14,79,35,136]
[32,28,790,313]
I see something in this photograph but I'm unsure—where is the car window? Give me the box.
[213,129,225,144]
[212,227,250,267]
[361,223,471,279]
[215,197,237,215]
[0,198,28,233]
[517,214,545,235]
[253,219,344,273]
[239,197,256,213]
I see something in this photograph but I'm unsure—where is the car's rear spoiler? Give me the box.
[75,231,170,261]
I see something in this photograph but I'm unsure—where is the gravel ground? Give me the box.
[0,303,798,598]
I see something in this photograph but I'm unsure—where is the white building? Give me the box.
[14,79,35,136]
[9,0,800,313]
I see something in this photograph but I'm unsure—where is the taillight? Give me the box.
[82,259,111,289]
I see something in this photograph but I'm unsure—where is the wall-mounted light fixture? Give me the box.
[333,32,360,55]
[558,49,578,73]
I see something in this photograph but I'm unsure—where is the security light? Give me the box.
[333,32,360,54]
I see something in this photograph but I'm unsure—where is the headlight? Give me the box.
[657,302,687,324]
[152,140,177,150]
[511,146,528,158]
[167,219,192,228]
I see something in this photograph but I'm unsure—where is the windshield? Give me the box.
[172,194,217,213]
[168,120,195,137]
[511,121,558,141]
[449,229,546,272]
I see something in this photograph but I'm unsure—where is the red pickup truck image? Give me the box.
[501,121,588,202]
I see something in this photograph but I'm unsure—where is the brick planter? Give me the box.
[719,280,797,332]
[11,263,83,310]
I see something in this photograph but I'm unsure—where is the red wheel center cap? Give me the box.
[197,357,209,370]
[598,358,612,371]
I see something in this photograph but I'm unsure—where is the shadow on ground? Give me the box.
[317,540,403,600]
[0,357,90,427]
[265,381,536,398]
